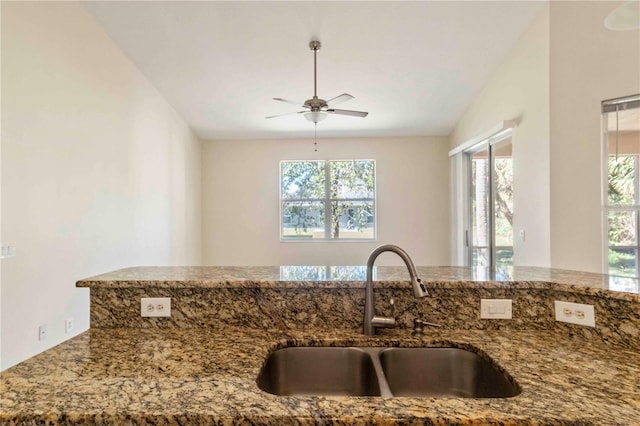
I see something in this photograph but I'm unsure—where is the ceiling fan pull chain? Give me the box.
[314,123,318,152]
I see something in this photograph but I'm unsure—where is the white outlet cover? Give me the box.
[38,324,48,341]
[141,297,171,317]
[554,301,595,327]
[65,318,74,334]
[480,299,512,319]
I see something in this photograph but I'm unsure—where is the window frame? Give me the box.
[463,130,513,268]
[279,159,377,242]
[602,94,640,277]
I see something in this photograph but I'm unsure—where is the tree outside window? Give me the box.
[280,160,375,240]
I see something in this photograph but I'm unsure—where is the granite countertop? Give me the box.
[2,326,639,425]
[76,265,640,302]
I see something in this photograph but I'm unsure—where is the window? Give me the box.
[467,135,513,267]
[603,94,640,277]
[280,160,376,240]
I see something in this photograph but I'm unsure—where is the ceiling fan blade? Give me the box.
[326,108,368,118]
[272,97,303,106]
[326,93,354,106]
[265,111,306,119]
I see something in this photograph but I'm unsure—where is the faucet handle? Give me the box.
[371,298,397,330]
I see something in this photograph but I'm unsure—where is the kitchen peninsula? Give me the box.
[1,266,639,425]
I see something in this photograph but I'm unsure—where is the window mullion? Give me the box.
[324,161,332,239]
[489,144,496,267]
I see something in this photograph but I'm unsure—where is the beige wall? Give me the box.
[1,2,202,370]
[549,1,640,272]
[449,1,640,273]
[202,137,450,266]
[449,4,551,267]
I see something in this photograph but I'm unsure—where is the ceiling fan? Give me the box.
[266,40,369,124]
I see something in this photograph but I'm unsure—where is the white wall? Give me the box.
[1,2,202,370]
[549,1,640,272]
[448,4,551,267]
[202,137,450,266]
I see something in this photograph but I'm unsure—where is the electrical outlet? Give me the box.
[141,297,171,317]
[554,301,595,327]
[65,317,74,334]
[480,299,512,319]
[38,324,48,341]
[0,245,16,258]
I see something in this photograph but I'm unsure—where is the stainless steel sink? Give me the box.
[257,347,381,396]
[257,346,520,398]
[379,347,521,398]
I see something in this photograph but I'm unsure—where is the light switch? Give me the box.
[480,299,512,319]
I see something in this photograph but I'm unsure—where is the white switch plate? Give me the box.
[141,297,171,317]
[554,301,595,327]
[480,299,512,319]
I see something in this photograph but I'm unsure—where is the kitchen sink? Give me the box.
[256,347,381,396]
[379,347,521,398]
[257,346,520,398]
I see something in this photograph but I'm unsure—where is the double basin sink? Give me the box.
[257,346,521,398]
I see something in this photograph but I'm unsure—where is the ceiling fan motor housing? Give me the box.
[304,97,327,111]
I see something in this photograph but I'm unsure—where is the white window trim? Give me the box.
[448,120,516,158]
[279,159,377,242]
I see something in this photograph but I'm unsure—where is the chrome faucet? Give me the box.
[364,244,429,335]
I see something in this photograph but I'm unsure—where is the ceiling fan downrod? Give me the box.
[309,40,321,100]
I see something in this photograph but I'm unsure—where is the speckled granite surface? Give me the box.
[1,327,639,425]
[3,266,639,425]
[76,266,640,301]
[82,267,640,350]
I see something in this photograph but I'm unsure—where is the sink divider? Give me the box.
[360,347,394,398]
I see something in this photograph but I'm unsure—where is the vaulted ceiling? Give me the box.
[83,1,545,140]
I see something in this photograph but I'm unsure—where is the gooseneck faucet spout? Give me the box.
[364,245,429,335]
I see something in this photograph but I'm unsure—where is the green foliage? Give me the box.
[281,160,375,238]
[330,161,374,238]
[608,211,635,246]
[470,155,513,265]
[494,158,513,246]
[281,161,325,200]
[608,248,637,276]
[608,156,636,205]
[606,155,640,276]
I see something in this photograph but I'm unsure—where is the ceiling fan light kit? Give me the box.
[267,40,369,124]
[304,111,328,123]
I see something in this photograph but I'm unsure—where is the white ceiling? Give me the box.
[82,1,545,141]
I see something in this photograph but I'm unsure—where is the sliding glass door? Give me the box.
[469,145,491,266]
[467,138,513,267]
